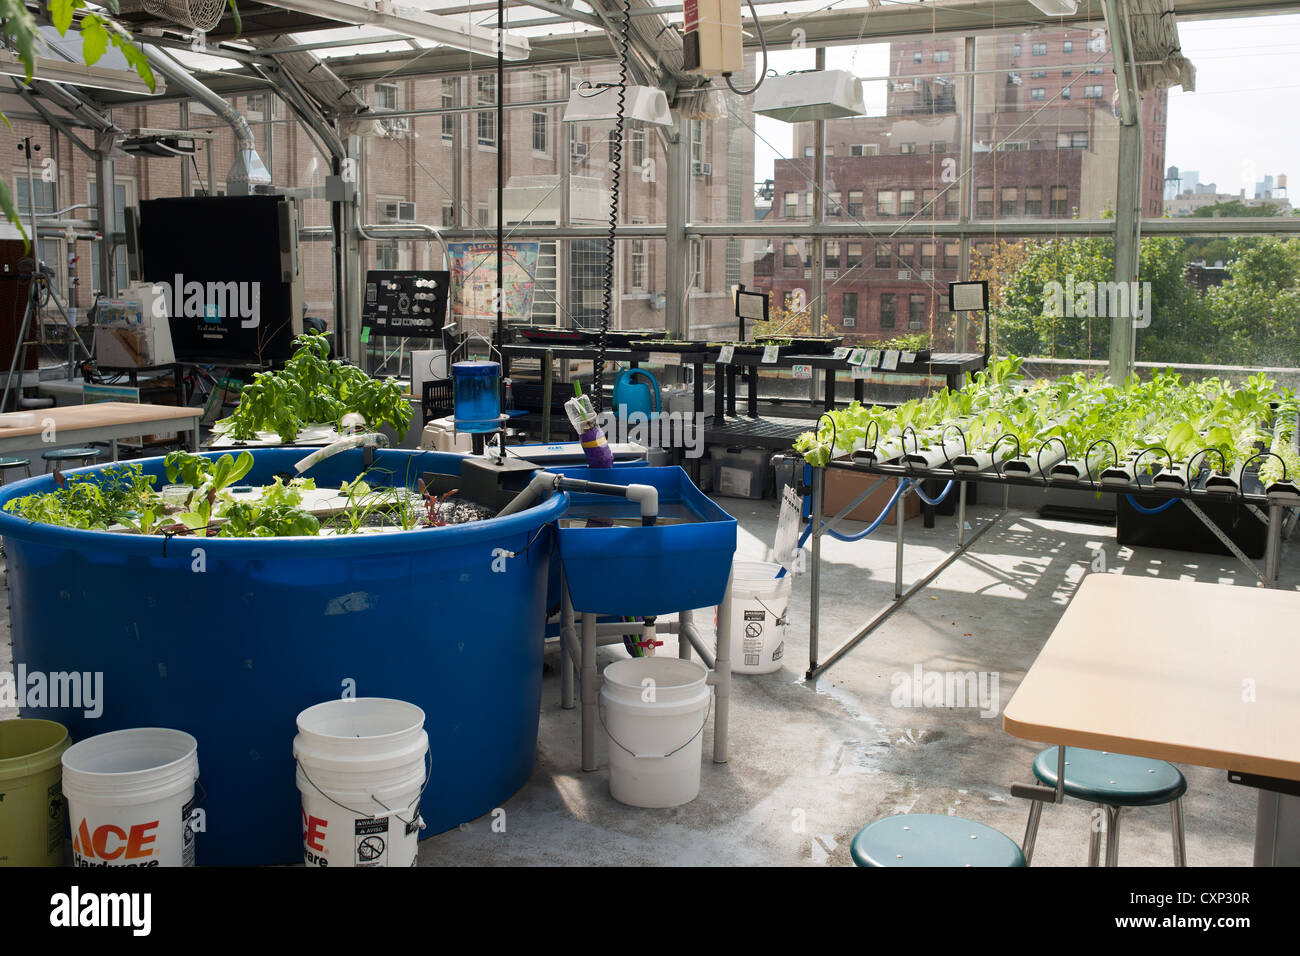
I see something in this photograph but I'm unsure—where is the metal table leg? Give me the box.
[560,571,575,710]
[581,612,598,772]
[808,467,825,674]
[713,566,732,764]
[1255,790,1300,866]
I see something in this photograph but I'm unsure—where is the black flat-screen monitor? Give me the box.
[137,195,301,365]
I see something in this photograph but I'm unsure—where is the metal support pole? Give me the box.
[560,569,575,709]
[956,479,968,548]
[581,611,598,771]
[808,466,825,672]
[712,565,732,764]
[1264,500,1283,585]
[664,119,688,340]
[678,608,692,661]
[894,487,906,599]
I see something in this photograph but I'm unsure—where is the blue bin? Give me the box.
[0,448,566,865]
[556,466,736,617]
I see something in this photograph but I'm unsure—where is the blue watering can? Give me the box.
[612,368,661,420]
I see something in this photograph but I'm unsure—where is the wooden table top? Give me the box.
[0,401,200,440]
[1003,573,1300,782]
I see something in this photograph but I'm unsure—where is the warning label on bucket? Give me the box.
[744,610,765,622]
[355,819,388,867]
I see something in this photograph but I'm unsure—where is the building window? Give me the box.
[784,192,799,218]
[930,141,946,153]
[944,190,960,217]
[976,187,994,218]
[898,242,914,266]
[920,242,935,269]
[1087,35,1105,53]
[908,294,927,329]
[629,237,647,290]
[849,144,879,157]
[476,75,497,147]
[943,241,959,271]
[841,292,858,326]
[899,142,916,154]
[1031,70,1046,79]
[783,242,801,268]
[877,190,896,216]
[1030,88,1046,101]
[86,178,131,294]
[691,240,704,289]
[846,242,863,267]
[825,240,841,265]
[532,112,548,155]
[934,50,950,63]
[913,51,923,64]
[1049,186,1070,217]
[874,243,891,269]
[442,82,456,141]
[1001,187,1018,217]
[1025,186,1043,216]
[879,293,897,329]
[1061,87,1071,100]
[689,120,705,165]
[1063,40,1073,53]
[1062,68,1072,77]
[899,189,916,215]
[374,83,399,112]
[376,240,399,270]
[1084,85,1104,98]
[1013,44,1021,57]
[921,188,938,215]
[441,202,455,228]
[1032,43,1047,56]
[847,189,864,217]
[1057,131,1088,149]
[629,127,646,168]
[827,191,842,216]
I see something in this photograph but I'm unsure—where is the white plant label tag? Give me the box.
[761,345,780,364]
[882,350,900,371]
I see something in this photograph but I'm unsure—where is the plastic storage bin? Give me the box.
[452,361,501,433]
[710,447,771,499]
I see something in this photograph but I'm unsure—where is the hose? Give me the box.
[782,476,913,571]
[595,0,631,415]
[1124,493,1179,515]
[912,480,955,507]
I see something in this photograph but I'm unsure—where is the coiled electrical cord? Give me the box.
[595,0,631,415]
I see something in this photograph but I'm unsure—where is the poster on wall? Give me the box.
[447,241,540,323]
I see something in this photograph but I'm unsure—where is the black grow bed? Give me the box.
[1117,491,1268,560]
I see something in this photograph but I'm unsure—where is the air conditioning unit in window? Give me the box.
[378,201,417,223]
[571,141,589,161]
[692,161,712,177]
[379,117,412,136]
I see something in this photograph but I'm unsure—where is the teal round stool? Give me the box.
[41,447,102,472]
[0,455,31,483]
[851,814,1026,867]
[1021,746,1187,867]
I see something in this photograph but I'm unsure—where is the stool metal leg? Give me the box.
[1104,805,1122,867]
[1088,803,1104,866]
[1021,800,1044,865]
[1170,798,1187,866]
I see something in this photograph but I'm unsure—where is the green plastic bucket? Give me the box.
[0,718,70,866]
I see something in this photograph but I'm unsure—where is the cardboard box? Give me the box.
[822,465,919,524]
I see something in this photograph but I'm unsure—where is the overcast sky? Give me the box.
[752,14,1296,197]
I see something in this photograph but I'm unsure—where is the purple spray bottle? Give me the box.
[565,381,614,468]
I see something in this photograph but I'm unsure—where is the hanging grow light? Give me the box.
[752,70,866,123]
[562,84,673,129]
[1027,0,1079,15]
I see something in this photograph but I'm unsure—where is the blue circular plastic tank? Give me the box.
[0,448,566,865]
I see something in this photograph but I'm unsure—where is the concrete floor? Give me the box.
[419,493,1281,867]
[1,491,1284,866]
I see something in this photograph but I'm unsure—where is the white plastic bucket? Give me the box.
[599,658,710,808]
[727,560,792,674]
[61,728,200,868]
[293,698,429,868]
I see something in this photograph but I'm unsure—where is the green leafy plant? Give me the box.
[218,332,412,443]
[217,501,320,538]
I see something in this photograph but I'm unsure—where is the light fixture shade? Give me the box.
[562,85,673,128]
[1027,0,1079,14]
[752,70,866,123]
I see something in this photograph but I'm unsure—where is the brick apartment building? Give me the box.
[754,28,1167,347]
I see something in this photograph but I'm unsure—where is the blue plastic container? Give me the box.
[0,448,566,865]
[556,466,736,617]
[453,360,502,433]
